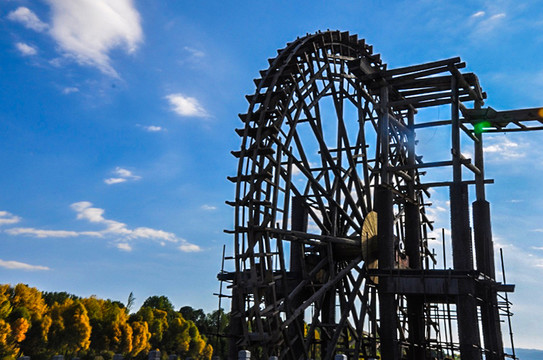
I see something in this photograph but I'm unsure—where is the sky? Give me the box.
[1,0,543,351]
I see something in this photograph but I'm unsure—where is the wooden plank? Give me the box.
[383,57,461,77]
[449,65,484,102]
[386,63,465,87]
[390,89,471,107]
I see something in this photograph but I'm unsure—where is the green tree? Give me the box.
[141,296,174,313]
[42,291,79,307]
[204,309,229,359]
[133,307,169,349]
[179,306,205,329]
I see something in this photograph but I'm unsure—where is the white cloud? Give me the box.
[0,259,50,271]
[201,204,217,211]
[472,11,507,35]
[15,42,37,56]
[489,13,506,21]
[6,228,79,238]
[484,137,525,160]
[62,87,79,94]
[104,178,127,185]
[7,7,48,32]
[142,125,164,132]
[117,243,132,252]
[179,240,202,252]
[0,211,21,226]
[166,93,209,118]
[47,0,143,77]
[115,168,138,178]
[184,46,205,58]
[471,11,485,18]
[104,167,141,185]
[5,201,201,252]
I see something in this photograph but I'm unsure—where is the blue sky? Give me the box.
[1,0,543,350]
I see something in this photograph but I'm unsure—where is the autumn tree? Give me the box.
[0,284,214,360]
[47,298,91,356]
[129,320,151,357]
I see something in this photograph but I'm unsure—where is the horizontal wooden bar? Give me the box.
[384,57,461,77]
[416,179,494,188]
[414,120,452,129]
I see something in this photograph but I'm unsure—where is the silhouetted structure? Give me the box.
[219,30,540,359]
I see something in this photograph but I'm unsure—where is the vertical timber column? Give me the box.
[377,83,399,360]
[405,108,425,360]
[229,275,243,360]
[450,75,482,360]
[289,196,307,358]
[472,101,504,360]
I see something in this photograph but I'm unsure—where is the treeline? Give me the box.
[0,284,228,360]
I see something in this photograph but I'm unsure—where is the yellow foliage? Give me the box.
[11,317,30,343]
[68,301,92,351]
[130,321,151,356]
[0,319,10,345]
[0,285,11,320]
[41,314,52,342]
[120,322,133,353]
[12,284,46,321]
[202,344,213,360]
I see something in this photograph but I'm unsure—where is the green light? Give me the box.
[474,121,491,135]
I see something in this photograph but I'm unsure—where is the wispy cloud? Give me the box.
[6,228,79,238]
[201,204,217,211]
[7,7,48,32]
[178,241,202,253]
[15,42,38,56]
[166,93,209,118]
[62,87,79,94]
[489,13,506,21]
[0,259,50,271]
[104,167,141,185]
[470,10,507,36]
[140,125,165,132]
[104,178,127,185]
[116,243,132,252]
[0,211,21,226]
[4,202,201,252]
[184,46,205,58]
[484,137,525,160]
[47,0,143,77]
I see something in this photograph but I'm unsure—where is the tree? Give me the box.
[134,307,169,349]
[129,321,151,357]
[179,306,206,329]
[141,296,174,313]
[0,319,17,359]
[47,298,92,356]
[204,309,229,359]
[64,300,92,353]
[42,291,79,307]
[0,284,216,359]
[126,292,136,314]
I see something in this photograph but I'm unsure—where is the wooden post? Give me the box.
[450,74,482,360]
[377,83,400,360]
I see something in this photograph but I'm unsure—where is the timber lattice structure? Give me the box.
[218,30,541,360]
